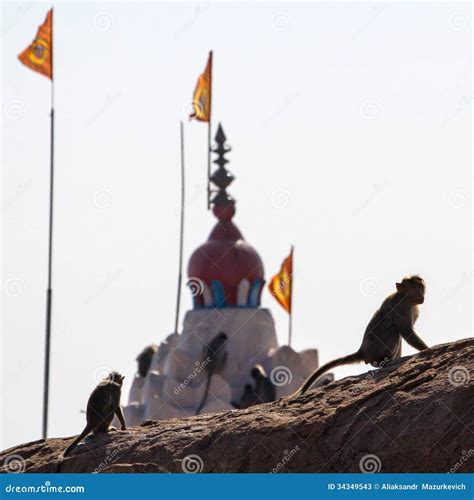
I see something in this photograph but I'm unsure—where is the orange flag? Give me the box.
[18,9,53,79]
[190,51,212,122]
[268,247,293,313]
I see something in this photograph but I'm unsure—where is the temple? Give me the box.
[124,125,324,424]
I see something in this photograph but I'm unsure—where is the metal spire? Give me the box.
[210,123,235,207]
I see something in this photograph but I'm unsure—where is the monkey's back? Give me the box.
[86,382,120,427]
[360,293,404,364]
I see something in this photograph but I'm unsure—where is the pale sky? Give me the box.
[1,1,471,451]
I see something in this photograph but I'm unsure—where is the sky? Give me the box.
[1,1,471,451]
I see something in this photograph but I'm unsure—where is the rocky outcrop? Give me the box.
[1,338,472,473]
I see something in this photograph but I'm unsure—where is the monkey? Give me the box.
[56,372,126,471]
[232,384,258,409]
[295,275,429,396]
[136,344,158,378]
[195,332,228,415]
[251,364,277,404]
[232,365,277,409]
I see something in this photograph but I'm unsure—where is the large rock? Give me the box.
[1,338,472,473]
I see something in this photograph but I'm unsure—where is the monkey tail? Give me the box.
[62,425,92,459]
[56,425,92,472]
[298,352,363,396]
[195,371,213,416]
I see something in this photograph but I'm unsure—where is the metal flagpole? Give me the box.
[207,51,213,210]
[174,122,186,334]
[42,16,54,439]
[288,245,294,346]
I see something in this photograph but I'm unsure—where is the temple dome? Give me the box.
[188,210,264,307]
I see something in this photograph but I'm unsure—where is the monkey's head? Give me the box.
[216,332,228,341]
[396,275,425,304]
[107,372,125,386]
[251,364,266,380]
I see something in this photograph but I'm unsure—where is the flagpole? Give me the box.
[288,245,294,346]
[207,51,213,211]
[42,12,54,439]
[174,122,186,334]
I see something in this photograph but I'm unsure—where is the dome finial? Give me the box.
[210,123,235,220]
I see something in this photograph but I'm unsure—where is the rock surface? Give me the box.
[1,338,472,473]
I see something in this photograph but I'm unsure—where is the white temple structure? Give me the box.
[124,125,326,425]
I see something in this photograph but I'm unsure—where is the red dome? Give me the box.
[187,212,264,307]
